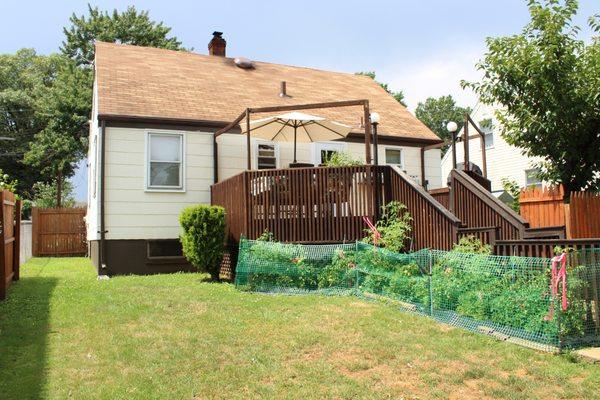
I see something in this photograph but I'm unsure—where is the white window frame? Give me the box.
[383,146,405,170]
[145,131,186,192]
[253,140,280,170]
[525,168,542,189]
[92,135,98,198]
[311,142,348,165]
[484,131,494,149]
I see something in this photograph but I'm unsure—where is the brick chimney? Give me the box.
[208,31,226,56]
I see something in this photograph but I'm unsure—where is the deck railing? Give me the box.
[212,165,460,249]
[450,169,529,240]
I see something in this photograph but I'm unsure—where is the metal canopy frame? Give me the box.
[213,99,373,182]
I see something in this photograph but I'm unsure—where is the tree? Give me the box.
[356,71,406,106]
[20,5,188,206]
[32,180,76,208]
[0,49,63,197]
[24,57,91,207]
[463,0,600,201]
[414,95,472,152]
[61,4,185,67]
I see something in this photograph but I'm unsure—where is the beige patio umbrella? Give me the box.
[240,111,352,163]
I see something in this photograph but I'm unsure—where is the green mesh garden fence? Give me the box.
[235,239,600,352]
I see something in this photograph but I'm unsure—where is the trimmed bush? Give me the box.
[179,205,226,280]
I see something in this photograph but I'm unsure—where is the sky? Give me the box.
[1,0,598,199]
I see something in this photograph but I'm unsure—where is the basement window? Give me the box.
[146,132,184,191]
[147,239,184,259]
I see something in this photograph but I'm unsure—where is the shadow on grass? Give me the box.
[0,276,58,400]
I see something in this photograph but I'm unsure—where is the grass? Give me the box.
[1,258,599,399]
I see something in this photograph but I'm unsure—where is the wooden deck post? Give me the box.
[246,108,251,170]
[463,114,469,170]
[363,102,372,164]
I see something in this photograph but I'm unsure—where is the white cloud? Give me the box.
[381,46,485,112]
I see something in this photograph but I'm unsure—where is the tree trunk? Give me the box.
[56,170,63,208]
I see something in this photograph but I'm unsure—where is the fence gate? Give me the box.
[32,207,87,257]
[1,190,21,300]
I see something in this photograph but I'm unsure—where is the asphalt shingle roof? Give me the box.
[95,41,441,142]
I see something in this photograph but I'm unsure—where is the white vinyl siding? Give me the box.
[215,135,442,188]
[104,127,212,240]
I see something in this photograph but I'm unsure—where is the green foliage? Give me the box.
[0,169,18,192]
[236,240,596,347]
[32,180,75,208]
[61,4,186,67]
[356,71,406,106]
[179,205,226,280]
[452,235,492,255]
[317,249,357,289]
[463,0,600,198]
[363,201,412,252]
[0,49,63,197]
[323,152,362,167]
[414,95,472,153]
[501,177,521,212]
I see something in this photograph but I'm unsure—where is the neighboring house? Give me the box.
[87,32,443,275]
[441,102,543,194]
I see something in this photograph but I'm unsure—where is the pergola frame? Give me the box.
[451,114,488,177]
[213,100,373,182]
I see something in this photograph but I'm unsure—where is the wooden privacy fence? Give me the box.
[32,207,87,256]
[211,165,459,250]
[519,186,600,238]
[0,190,21,300]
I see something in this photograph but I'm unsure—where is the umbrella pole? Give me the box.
[293,125,297,163]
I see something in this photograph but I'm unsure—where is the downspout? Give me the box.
[99,119,107,271]
[213,133,219,184]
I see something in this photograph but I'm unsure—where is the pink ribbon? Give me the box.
[362,216,381,244]
[545,253,568,321]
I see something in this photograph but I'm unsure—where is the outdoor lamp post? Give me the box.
[370,112,380,165]
[446,121,458,169]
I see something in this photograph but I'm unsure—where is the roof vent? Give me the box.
[234,57,255,69]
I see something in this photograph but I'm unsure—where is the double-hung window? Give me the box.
[255,142,278,169]
[147,133,184,191]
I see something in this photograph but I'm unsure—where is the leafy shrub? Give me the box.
[323,152,362,166]
[179,205,226,280]
[452,235,491,254]
[317,249,357,289]
[363,201,412,252]
[32,180,76,208]
[501,177,521,213]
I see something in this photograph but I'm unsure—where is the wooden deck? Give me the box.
[212,165,460,250]
[211,165,600,255]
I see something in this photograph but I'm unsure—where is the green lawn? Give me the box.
[1,258,599,400]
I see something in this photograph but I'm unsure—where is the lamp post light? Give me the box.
[370,112,380,165]
[446,121,458,170]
